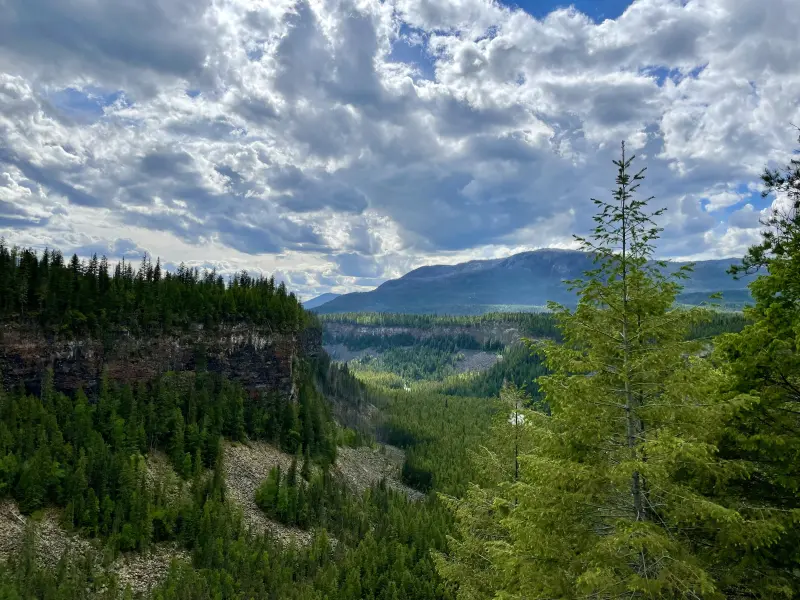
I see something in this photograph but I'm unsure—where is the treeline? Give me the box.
[0,245,315,336]
[320,311,560,337]
[324,330,504,353]
[0,366,336,551]
[321,309,745,339]
[687,309,747,339]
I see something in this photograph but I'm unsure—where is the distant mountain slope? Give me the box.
[315,249,755,315]
[303,293,340,309]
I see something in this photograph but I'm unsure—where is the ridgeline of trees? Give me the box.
[0,247,316,336]
[320,311,561,337]
[324,330,504,353]
[321,304,747,337]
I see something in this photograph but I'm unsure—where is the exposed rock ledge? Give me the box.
[0,322,322,399]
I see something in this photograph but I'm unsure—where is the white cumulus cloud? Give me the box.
[1,0,799,298]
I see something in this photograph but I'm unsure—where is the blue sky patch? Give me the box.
[48,86,129,122]
[388,23,436,81]
[640,65,677,87]
[504,0,634,22]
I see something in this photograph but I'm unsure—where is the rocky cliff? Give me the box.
[0,322,322,399]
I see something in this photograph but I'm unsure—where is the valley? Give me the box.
[0,238,781,600]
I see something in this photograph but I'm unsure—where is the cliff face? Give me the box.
[0,323,322,398]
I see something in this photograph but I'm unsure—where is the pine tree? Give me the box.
[168,408,185,473]
[438,143,744,599]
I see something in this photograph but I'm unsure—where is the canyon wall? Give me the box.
[0,323,322,399]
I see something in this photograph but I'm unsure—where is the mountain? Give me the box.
[303,292,341,309]
[315,249,756,315]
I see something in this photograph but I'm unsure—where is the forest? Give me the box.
[319,311,561,337]
[0,249,315,336]
[0,136,798,599]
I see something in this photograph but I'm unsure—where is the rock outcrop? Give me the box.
[0,322,322,397]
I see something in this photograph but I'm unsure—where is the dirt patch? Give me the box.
[453,350,501,373]
[0,500,30,562]
[222,441,312,546]
[334,445,424,501]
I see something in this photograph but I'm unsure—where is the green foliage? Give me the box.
[350,346,466,382]
[378,390,495,496]
[437,143,751,599]
[433,343,547,401]
[0,367,336,551]
[324,330,504,353]
[687,310,748,339]
[710,131,800,595]
[320,311,560,337]
[0,246,316,337]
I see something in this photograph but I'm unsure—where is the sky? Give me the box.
[1,0,799,300]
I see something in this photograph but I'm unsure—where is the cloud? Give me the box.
[0,0,215,94]
[1,0,799,298]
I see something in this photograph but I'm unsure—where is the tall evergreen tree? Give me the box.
[437,143,745,598]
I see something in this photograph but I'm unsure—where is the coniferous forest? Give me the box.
[0,137,799,600]
[0,250,314,336]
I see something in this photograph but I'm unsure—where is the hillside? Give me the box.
[315,249,755,315]
[0,244,454,600]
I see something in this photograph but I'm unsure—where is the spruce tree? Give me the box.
[712,131,800,596]
[437,143,745,598]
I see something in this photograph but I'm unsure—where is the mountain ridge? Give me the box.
[315,249,754,315]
